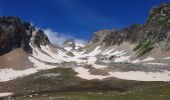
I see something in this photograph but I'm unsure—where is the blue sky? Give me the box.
[0,0,169,44]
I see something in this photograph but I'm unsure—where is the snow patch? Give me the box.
[64,47,73,51]
[109,71,170,81]
[114,56,130,62]
[0,56,58,82]
[163,57,170,59]
[0,68,37,82]
[101,49,115,55]
[31,45,59,63]
[84,46,101,56]
[141,56,155,62]
[73,67,108,80]
[75,43,85,50]
[0,92,13,97]
[143,63,167,66]
[73,67,170,81]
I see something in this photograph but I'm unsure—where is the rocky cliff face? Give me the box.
[34,29,51,48]
[0,17,34,55]
[89,3,170,51]
[0,16,50,55]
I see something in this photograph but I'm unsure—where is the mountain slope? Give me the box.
[87,3,170,57]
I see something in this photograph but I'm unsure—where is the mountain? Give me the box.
[0,17,33,55]
[63,39,85,51]
[87,3,170,57]
[0,3,170,99]
[63,39,76,51]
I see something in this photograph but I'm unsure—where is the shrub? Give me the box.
[133,40,155,56]
[133,43,143,51]
[138,46,154,56]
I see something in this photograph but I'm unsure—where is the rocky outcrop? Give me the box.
[34,29,50,48]
[63,39,76,50]
[0,16,35,55]
[89,30,112,44]
[0,16,50,55]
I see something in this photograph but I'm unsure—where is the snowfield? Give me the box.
[73,67,170,81]
[73,67,109,80]
[0,44,170,82]
[109,71,170,81]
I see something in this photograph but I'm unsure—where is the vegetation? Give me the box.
[9,67,170,100]
[15,83,170,100]
[133,40,155,56]
[156,17,167,27]
[133,43,143,51]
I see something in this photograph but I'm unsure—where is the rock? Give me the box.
[0,16,33,55]
[34,29,50,47]
[28,95,33,98]
[88,3,170,50]
[63,39,76,50]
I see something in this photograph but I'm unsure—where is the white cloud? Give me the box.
[43,28,86,46]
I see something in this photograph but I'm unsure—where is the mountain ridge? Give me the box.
[87,3,170,56]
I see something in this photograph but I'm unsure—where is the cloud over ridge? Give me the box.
[43,28,86,46]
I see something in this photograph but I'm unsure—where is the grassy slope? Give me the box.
[16,84,170,100]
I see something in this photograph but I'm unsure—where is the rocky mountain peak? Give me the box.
[34,29,51,48]
[63,39,76,50]
[0,16,34,55]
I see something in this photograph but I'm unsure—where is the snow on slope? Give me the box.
[73,67,109,80]
[0,42,87,82]
[32,47,59,63]
[0,42,170,82]
[0,56,57,82]
[75,43,85,50]
[72,46,170,81]
[74,66,170,81]
[83,46,101,57]
[64,47,72,51]
[63,42,85,51]
[109,71,170,81]
[0,92,13,97]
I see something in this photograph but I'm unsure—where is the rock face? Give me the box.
[0,16,50,55]
[89,4,170,50]
[63,39,76,50]
[34,29,50,48]
[0,16,34,55]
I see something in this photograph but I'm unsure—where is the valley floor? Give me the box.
[0,67,170,100]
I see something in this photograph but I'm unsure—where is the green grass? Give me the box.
[15,83,170,100]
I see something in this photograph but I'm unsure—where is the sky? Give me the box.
[0,0,169,44]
